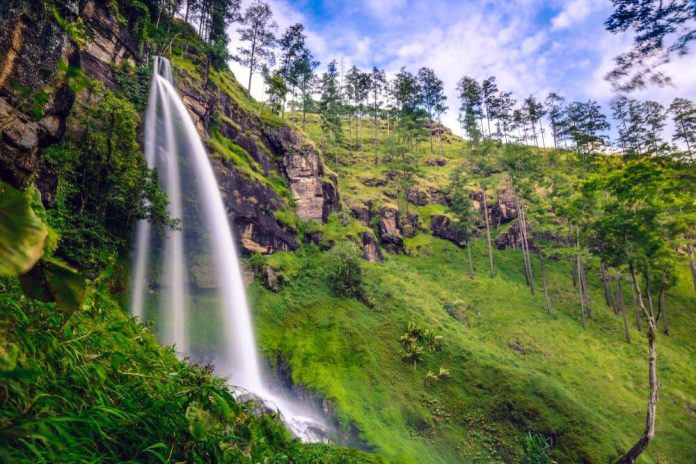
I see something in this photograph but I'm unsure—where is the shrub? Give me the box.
[326,241,364,298]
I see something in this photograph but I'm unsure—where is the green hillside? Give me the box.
[247,113,696,463]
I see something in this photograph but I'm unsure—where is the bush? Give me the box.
[327,241,364,298]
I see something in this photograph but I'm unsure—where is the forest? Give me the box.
[0,0,695,463]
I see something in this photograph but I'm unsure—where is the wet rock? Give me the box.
[377,206,403,252]
[359,231,382,262]
[430,215,466,247]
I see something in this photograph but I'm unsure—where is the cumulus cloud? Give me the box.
[551,0,606,31]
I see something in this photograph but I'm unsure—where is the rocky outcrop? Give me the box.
[430,215,466,247]
[283,149,338,222]
[359,231,382,262]
[406,188,429,206]
[213,159,299,253]
[0,0,79,188]
[377,206,403,252]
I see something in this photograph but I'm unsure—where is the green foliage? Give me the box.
[112,61,152,112]
[0,279,379,463]
[19,257,86,317]
[43,86,171,275]
[326,241,364,298]
[0,183,48,276]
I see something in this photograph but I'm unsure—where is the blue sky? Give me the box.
[229,0,696,135]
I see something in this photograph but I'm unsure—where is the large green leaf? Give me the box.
[0,182,48,275]
[19,257,87,315]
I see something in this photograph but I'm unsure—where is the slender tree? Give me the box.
[236,0,277,95]
[369,67,387,162]
[669,97,696,162]
[417,67,447,154]
[456,76,483,143]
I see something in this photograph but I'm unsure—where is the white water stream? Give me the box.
[130,57,329,441]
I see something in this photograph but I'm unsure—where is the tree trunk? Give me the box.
[687,244,696,294]
[620,267,659,464]
[631,277,643,331]
[439,123,445,157]
[579,259,591,317]
[514,189,534,294]
[247,39,256,96]
[429,115,434,154]
[466,227,474,279]
[577,256,587,329]
[539,251,552,316]
[617,273,631,343]
[600,262,612,308]
[482,192,495,278]
[659,286,668,336]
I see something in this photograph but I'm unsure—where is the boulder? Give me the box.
[359,231,382,262]
[430,215,466,247]
[377,206,403,251]
[406,188,429,206]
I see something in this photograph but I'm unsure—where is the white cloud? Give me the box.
[551,0,606,31]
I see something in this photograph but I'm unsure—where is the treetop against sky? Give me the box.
[228,0,696,136]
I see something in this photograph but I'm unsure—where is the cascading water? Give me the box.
[130,56,331,441]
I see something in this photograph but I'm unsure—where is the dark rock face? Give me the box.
[472,188,519,228]
[359,231,382,262]
[350,205,371,225]
[0,0,78,188]
[377,206,403,252]
[213,159,299,253]
[430,215,466,247]
[406,188,429,206]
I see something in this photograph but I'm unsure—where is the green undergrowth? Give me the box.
[0,278,381,463]
[249,240,696,463]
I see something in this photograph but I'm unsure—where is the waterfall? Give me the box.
[130,56,331,441]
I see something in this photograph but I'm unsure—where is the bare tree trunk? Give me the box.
[466,227,474,279]
[687,244,696,294]
[429,116,434,154]
[579,260,591,317]
[620,267,659,464]
[539,251,552,315]
[659,286,669,336]
[601,262,612,308]
[617,273,631,343]
[482,192,495,278]
[577,256,587,330]
[439,123,445,157]
[631,277,643,332]
[513,188,534,294]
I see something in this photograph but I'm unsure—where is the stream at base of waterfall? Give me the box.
[129,56,331,443]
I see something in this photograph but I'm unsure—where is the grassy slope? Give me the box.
[246,114,696,463]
